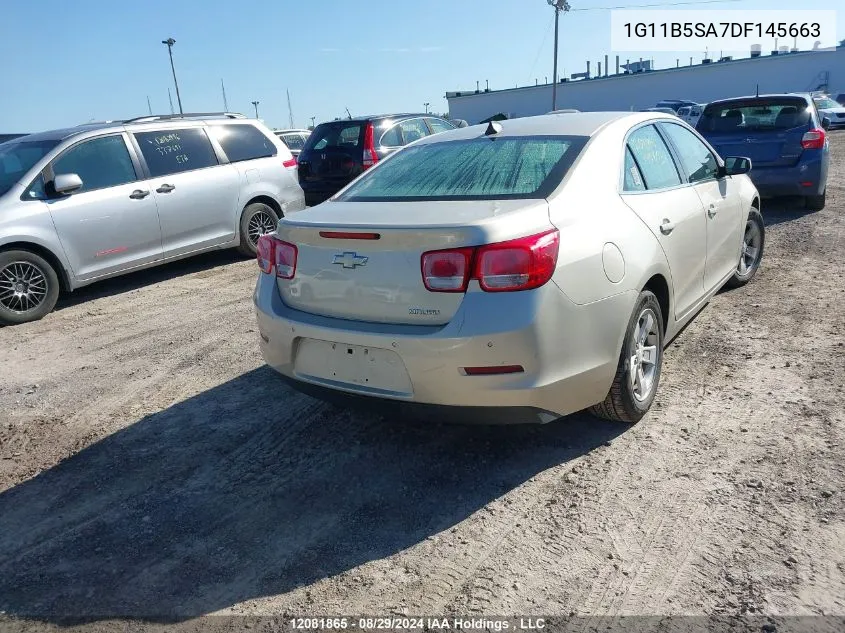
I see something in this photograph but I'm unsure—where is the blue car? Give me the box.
[696,94,830,210]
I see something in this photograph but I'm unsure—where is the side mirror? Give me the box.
[724,156,752,176]
[53,173,83,195]
[822,116,831,131]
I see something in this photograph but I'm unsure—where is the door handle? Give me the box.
[707,205,718,219]
[156,184,175,193]
[129,189,150,199]
[659,219,675,235]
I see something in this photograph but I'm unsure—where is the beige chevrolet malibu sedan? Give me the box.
[253,112,764,424]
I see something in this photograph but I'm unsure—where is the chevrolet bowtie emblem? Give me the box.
[332,251,368,269]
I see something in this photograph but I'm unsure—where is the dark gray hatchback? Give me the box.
[297,114,456,206]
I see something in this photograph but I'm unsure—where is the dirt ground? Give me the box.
[0,133,843,629]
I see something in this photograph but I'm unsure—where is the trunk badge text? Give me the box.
[332,251,369,269]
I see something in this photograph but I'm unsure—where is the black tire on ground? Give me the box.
[725,207,765,289]
[0,249,60,326]
[589,290,664,424]
[237,202,280,257]
[805,190,826,211]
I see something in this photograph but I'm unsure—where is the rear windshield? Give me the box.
[303,122,362,152]
[279,133,305,150]
[697,98,810,133]
[336,136,588,202]
[0,139,59,197]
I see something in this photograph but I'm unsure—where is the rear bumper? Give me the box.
[253,272,636,423]
[749,152,829,197]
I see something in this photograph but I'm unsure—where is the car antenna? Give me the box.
[756,83,759,98]
[345,107,352,120]
[485,121,503,137]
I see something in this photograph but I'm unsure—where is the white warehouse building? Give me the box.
[446,44,845,124]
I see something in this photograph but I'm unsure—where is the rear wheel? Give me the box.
[589,290,664,424]
[805,190,826,211]
[238,202,280,257]
[0,250,60,325]
[725,207,764,289]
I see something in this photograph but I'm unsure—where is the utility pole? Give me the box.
[251,100,260,118]
[221,79,229,111]
[424,102,430,113]
[547,0,571,112]
[167,87,175,114]
[147,96,152,116]
[161,38,183,114]
[287,89,295,128]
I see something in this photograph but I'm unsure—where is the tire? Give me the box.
[0,249,60,326]
[589,290,664,424]
[725,207,765,289]
[805,190,826,211]
[237,202,280,257]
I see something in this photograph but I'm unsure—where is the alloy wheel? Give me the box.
[247,209,277,247]
[738,218,762,276]
[628,307,660,402]
[0,261,49,313]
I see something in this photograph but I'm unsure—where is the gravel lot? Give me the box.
[0,133,843,628]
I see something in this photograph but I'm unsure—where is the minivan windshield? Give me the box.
[697,98,810,133]
[336,135,587,202]
[0,139,59,197]
[813,97,840,109]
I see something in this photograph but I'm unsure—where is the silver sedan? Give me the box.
[253,112,764,424]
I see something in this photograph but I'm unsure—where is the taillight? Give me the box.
[255,235,297,279]
[801,128,826,150]
[421,248,473,292]
[474,230,559,292]
[362,122,379,169]
[283,157,297,168]
[420,229,560,293]
[256,235,275,274]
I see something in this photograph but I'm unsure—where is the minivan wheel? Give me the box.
[589,290,664,424]
[0,250,60,325]
[238,202,280,256]
[725,208,765,289]
[805,190,825,211]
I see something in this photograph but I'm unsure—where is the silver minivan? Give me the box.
[0,113,305,325]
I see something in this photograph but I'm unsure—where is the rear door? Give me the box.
[620,124,707,318]
[696,97,810,168]
[44,133,163,280]
[132,127,240,257]
[297,121,364,190]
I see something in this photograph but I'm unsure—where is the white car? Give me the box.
[812,95,845,129]
[253,113,763,424]
[677,104,705,128]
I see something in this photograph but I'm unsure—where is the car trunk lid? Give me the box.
[274,200,551,325]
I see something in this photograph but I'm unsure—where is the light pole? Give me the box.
[251,100,260,118]
[547,0,571,112]
[424,102,430,113]
[310,116,316,128]
[161,38,183,115]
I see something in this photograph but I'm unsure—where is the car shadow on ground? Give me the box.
[0,366,625,624]
[54,250,247,311]
[760,197,817,227]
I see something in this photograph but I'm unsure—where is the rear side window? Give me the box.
[52,135,137,193]
[209,124,277,162]
[697,98,810,133]
[279,133,305,151]
[660,123,719,183]
[336,136,587,201]
[626,125,682,190]
[379,125,402,147]
[305,122,362,152]
[399,119,429,144]
[134,128,219,177]
[426,118,455,134]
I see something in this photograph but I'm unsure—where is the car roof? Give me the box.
[275,129,311,134]
[16,114,263,144]
[316,113,440,126]
[706,94,812,107]
[412,112,662,144]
